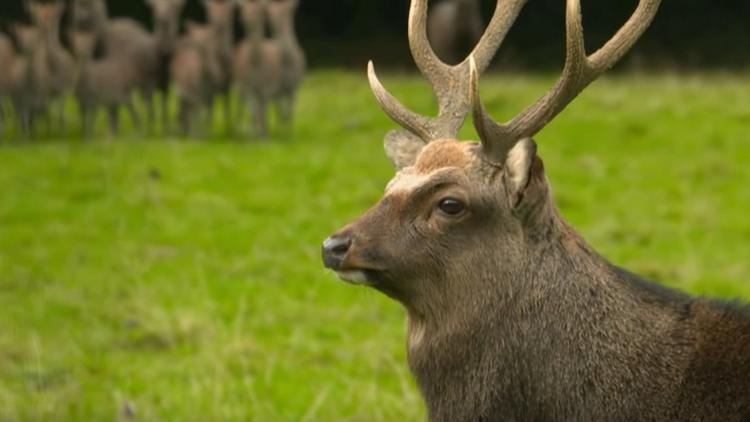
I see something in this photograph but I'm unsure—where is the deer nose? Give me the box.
[322,235,352,270]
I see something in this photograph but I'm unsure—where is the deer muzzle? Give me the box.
[321,235,373,285]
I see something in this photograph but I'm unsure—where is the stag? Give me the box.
[322,0,750,420]
[428,0,483,65]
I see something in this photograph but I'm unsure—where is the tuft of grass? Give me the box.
[0,70,749,421]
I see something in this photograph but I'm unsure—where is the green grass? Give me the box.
[1,70,750,421]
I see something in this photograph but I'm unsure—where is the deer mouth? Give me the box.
[334,270,373,286]
[335,268,386,286]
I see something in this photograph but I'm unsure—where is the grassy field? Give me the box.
[1,70,750,421]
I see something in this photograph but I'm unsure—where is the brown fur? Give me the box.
[413,139,473,172]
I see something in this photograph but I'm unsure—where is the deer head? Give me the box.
[13,24,42,54]
[26,0,65,38]
[238,0,265,34]
[70,27,98,60]
[322,0,660,325]
[71,0,108,31]
[146,0,186,54]
[266,0,299,34]
[203,0,237,30]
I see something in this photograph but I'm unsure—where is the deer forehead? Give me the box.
[386,139,482,194]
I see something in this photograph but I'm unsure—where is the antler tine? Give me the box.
[370,0,529,142]
[407,0,450,86]
[368,60,432,142]
[474,0,661,164]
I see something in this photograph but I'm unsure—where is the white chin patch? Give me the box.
[335,270,371,285]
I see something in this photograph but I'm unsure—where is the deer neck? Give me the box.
[245,21,265,45]
[75,58,92,93]
[212,21,233,49]
[90,2,110,39]
[155,18,180,55]
[406,199,693,419]
[272,18,300,53]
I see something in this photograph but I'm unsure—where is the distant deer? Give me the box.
[145,0,186,132]
[428,0,483,65]
[27,0,76,132]
[171,22,216,136]
[171,0,236,136]
[70,0,159,132]
[234,0,304,137]
[267,0,305,131]
[71,28,142,138]
[209,0,237,133]
[322,0,750,421]
[10,24,51,136]
[234,0,283,138]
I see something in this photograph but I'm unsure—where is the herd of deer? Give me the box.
[324,0,750,420]
[0,0,304,139]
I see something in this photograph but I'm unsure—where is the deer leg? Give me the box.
[80,104,94,139]
[39,108,52,139]
[224,89,232,135]
[204,97,215,136]
[142,89,155,136]
[107,105,120,138]
[126,100,142,135]
[251,96,269,139]
[237,88,252,136]
[27,110,38,140]
[13,101,28,140]
[0,101,5,139]
[178,98,192,138]
[278,94,296,135]
[56,99,66,136]
[160,89,170,135]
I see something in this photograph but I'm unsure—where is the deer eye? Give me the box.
[437,198,466,216]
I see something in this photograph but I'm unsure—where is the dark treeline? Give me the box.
[2,0,749,70]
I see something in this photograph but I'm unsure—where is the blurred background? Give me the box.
[1,0,749,421]
[1,0,750,69]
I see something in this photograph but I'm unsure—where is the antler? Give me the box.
[369,0,529,142]
[473,0,661,163]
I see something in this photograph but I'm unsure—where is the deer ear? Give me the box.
[384,129,426,170]
[504,138,536,206]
